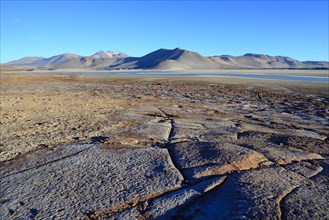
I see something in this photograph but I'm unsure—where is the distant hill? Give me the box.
[6,56,45,66]
[6,54,82,67]
[4,48,328,70]
[210,53,320,69]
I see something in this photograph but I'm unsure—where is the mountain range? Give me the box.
[4,48,328,70]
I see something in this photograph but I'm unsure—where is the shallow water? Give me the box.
[197,73,328,82]
[54,71,329,83]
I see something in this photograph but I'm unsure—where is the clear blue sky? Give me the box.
[1,1,328,62]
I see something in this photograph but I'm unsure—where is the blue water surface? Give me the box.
[51,71,328,83]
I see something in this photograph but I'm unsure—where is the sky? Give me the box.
[1,1,328,62]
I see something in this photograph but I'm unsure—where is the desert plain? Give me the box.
[0,69,328,219]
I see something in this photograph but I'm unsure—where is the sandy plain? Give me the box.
[0,69,328,219]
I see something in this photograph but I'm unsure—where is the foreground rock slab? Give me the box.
[168,141,268,182]
[0,144,183,219]
[175,166,325,220]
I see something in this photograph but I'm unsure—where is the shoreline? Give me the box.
[2,70,328,97]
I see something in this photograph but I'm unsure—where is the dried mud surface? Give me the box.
[1,71,328,219]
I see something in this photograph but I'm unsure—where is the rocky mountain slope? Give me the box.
[90,50,129,59]
[4,48,328,70]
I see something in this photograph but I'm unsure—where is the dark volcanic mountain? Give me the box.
[106,48,220,70]
[4,48,328,70]
[136,48,220,69]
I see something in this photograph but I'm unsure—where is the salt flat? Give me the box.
[0,70,328,219]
